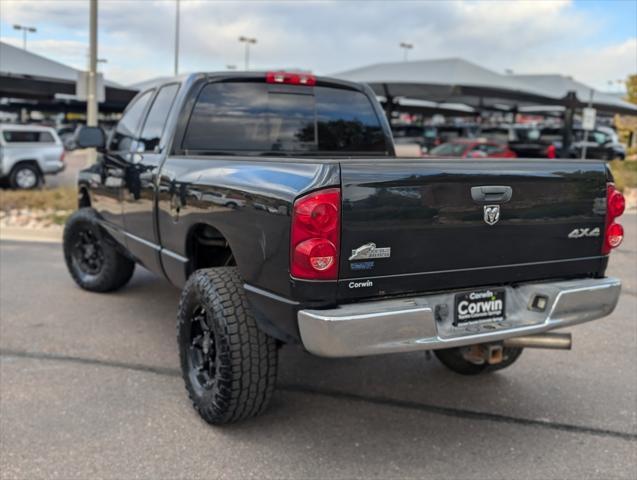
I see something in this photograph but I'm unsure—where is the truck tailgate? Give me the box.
[339,159,608,300]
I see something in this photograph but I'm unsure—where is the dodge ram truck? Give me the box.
[63,71,625,425]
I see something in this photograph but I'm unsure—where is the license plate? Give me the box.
[454,288,506,325]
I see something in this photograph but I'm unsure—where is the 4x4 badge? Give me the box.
[483,205,500,226]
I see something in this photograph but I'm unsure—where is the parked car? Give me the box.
[0,124,65,189]
[64,71,624,425]
[573,128,625,160]
[392,124,478,152]
[427,139,517,158]
[597,126,626,160]
[57,124,79,150]
[533,127,625,160]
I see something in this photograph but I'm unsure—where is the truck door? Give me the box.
[92,89,154,235]
[121,83,180,274]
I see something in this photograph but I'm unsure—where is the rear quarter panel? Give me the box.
[156,156,340,300]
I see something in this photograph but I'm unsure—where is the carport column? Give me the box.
[561,91,577,159]
[382,83,394,124]
[86,0,98,166]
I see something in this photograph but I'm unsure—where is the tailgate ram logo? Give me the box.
[483,205,500,226]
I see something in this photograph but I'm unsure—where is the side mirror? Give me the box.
[75,126,106,150]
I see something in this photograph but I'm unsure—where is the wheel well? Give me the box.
[79,187,91,208]
[10,160,42,175]
[187,224,235,273]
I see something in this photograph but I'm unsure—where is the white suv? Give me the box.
[0,124,65,189]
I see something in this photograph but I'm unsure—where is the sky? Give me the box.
[0,0,635,91]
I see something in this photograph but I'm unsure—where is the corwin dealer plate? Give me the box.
[454,288,506,325]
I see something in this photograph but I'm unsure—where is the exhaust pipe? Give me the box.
[503,332,572,350]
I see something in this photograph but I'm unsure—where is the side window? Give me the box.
[592,132,608,145]
[483,144,503,154]
[139,83,180,152]
[109,90,154,152]
[3,131,37,142]
[472,144,501,155]
[38,132,55,143]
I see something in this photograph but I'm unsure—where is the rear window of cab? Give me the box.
[182,82,388,155]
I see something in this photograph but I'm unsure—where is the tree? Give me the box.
[626,74,637,105]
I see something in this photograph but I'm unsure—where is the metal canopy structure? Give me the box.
[378,96,476,117]
[335,58,560,111]
[511,74,637,116]
[335,57,637,116]
[0,41,136,113]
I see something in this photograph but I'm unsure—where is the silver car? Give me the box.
[0,124,65,189]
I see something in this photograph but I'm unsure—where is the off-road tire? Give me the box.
[177,267,278,425]
[9,163,41,189]
[434,345,523,375]
[63,208,135,292]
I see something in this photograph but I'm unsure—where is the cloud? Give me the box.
[512,37,637,90]
[0,0,634,90]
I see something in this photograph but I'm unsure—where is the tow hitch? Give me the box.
[461,333,572,365]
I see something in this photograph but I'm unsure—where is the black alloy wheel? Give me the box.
[187,306,219,395]
[63,208,135,292]
[71,228,105,276]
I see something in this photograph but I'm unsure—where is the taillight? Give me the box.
[290,188,340,280]
[546,144,556,159]
[266,71,316,86]
[603,184,625,254]
[60,151,65,163]
[608,187,625,217]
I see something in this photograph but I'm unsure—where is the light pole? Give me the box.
[399,42,413,62]
[174,0,180,75]
[239,36,257,70]
[13,24,37,50]
[87,0,98,128]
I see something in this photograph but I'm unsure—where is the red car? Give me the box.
[427,139,517,159]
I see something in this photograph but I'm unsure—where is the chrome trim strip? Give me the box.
[160,248,188,264]
[123,230,161,252]
[339,256,604,282]
[298,277,621,358]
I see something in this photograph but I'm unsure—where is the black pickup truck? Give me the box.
[64,71,625,425]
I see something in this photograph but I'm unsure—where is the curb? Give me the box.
[0,227,62,243]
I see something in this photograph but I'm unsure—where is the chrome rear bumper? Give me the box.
[297,277,621,358]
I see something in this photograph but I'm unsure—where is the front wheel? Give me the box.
[63,208,135,292]
[177,267,278,425]
[434,345,523,375]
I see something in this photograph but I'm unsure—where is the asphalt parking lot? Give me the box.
[1,216,636,479]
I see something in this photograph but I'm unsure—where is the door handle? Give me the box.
[471,186,513,204]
